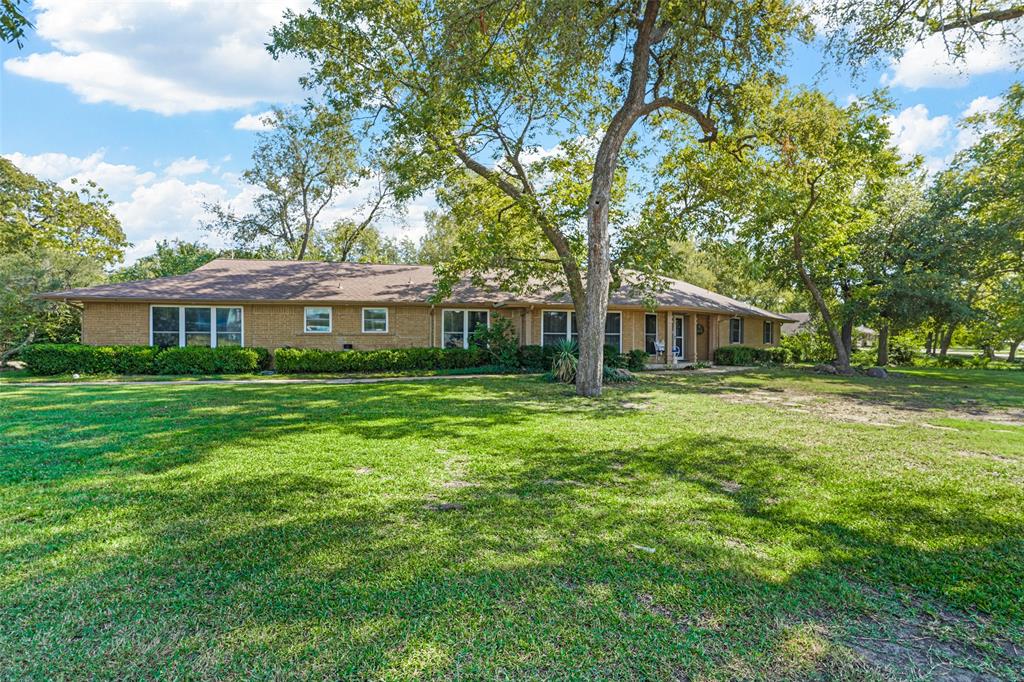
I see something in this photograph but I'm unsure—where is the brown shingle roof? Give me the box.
[42,258,792,320]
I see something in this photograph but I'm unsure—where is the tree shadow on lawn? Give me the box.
[3,396,1022,680]
[647,367,1024,428]
[2,377,622,484]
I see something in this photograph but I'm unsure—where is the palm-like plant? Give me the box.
[550,339,578,383]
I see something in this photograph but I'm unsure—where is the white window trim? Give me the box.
[730,317,744,345]
[605,311,622,352]
[362,307,389,334]
[441,308,490,349]
[149,305,244,348]
[304,306,333,334]
[540,309,622,351]
[644,312,659,354]
[540,309,574,346]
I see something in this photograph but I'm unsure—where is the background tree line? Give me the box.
[3,0,1022,388]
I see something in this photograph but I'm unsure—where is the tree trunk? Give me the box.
[939,324,955,357]
[876,321,890,367]
[1009,338,1021,362]
[575,0,662,397]
[792,232,851,373]
[0,329,36,367]
[983,344,996,360]
[841,318,854,360]
[925,331,933,356]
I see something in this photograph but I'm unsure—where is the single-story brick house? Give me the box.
[41,259,792,365]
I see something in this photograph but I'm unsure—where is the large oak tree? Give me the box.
[271,0,807,395]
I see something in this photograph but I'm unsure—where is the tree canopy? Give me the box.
[0,159,123,363]
[272,0,810,394]
[1,158,128,266]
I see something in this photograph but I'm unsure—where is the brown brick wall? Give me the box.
[244,304,434,350]
[80,301,781,357]
[81,302,151,346]
[715,315,778,350]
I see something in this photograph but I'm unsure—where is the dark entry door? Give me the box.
[696,314,710,361]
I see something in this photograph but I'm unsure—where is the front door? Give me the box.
[673,316,684,360]
[696,314,710,361]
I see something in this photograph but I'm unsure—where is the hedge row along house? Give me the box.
[41,259,791,366]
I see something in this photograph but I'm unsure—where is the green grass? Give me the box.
[2,368,1022,680]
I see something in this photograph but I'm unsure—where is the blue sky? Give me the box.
[1,1,1020,264]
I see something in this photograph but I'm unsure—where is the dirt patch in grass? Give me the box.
[841,591,1023,681]
[721,388,1024,428]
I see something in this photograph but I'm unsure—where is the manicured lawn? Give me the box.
[2,368,1022,680]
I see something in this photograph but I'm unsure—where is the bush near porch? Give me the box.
[714,344,792,366]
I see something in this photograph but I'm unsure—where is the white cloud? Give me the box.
[962,95,1002,119]
[885,104,951,161]
[115,178,231,261]
[164,156,211,177]
[3,150,155,194]
[233,111,277,131]
[4,148,435,263]
[881,29,1023,90]
[953,95,1004,152]
[3,0,309,114]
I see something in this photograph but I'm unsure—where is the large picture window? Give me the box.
[730,318,744,344]
[543,310,621,349]
[362,307,388,333]
[184,307,211,347]
[604,312,622,351]
[217,308,243,346]
[304,306,332,333]
[151,306,180,348]
[541,310,571,346]
[645,313,658,354]
[442,309,489,348]
[150,306,243,348]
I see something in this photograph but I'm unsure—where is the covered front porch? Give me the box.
[641,309,723,367]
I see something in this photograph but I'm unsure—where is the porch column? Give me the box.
[688,313,697,362]
[664,311,672,364]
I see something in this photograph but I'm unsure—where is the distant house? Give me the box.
[781,311,877,347]
[42,259,792,365]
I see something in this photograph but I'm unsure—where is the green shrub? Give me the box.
[471,316,520,369]
[549,340,578,383]
[154,346,262,375]
[779,331,834,363]
[518,345,550,371]
[713,345,791,366]
[603,344,627,369]
[23,344,159,375]
[273,346,488,374]
[603,366,634,383]
[21,343,266,376]
[888,337,917,366]
[625,349,648,372]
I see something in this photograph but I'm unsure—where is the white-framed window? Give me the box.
[763,320,773,344]
[362,307,389,333]
[645,313,658,354]
[604,312,622,351]
[304,306,332,333]
[442,309,489,349]
[542,310,622,349]
[541,310,572,346]
[730,317,744,344]
[150,305,243,348]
